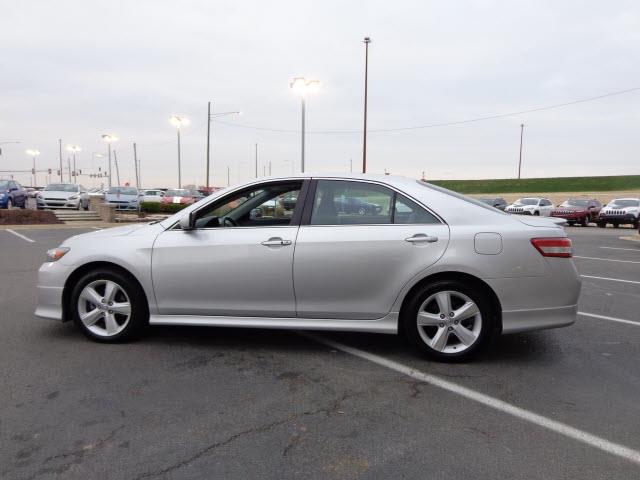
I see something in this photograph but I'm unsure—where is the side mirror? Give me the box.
[179,212,194,231]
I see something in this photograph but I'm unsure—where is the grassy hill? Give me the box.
[429,175,640,194]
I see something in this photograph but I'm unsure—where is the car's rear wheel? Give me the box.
[358,206,366,215]
[402,280,495,362]
[597,221,606,228]
[70,268,148,342]
[580,216,589,227]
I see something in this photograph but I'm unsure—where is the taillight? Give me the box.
[530,237,573,258]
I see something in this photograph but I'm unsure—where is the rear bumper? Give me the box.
[501,304,577,333]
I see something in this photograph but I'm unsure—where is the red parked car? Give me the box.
[161,189,199,205]
[550,198,602,226]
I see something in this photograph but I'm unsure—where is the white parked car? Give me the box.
[36,183,90,210]
[139,189,165,203]
[597,198,640,228]
[505,197,553,216]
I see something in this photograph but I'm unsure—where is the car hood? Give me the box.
[63,223,156,245]
[42,191,77,199]
[516,216,565,228]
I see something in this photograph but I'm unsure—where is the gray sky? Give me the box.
[1,0,639,188]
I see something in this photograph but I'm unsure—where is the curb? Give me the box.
[620,235,640,244]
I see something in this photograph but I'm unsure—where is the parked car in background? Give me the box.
[105,187,140,210]
[505,197,553,216]
[26,187,42,198]
[334,196,382,215]
[36,174,581,362]
[477,197,507,211]
[139,189,165,203]
[87,188,106,198]
[36,183,89,210]
[597,198,640,228]
[551,198,602,227]
[0,180,28,209]
[161,189,198,205]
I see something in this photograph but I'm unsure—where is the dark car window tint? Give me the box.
[311,180,393,225]
[394,194,439,224]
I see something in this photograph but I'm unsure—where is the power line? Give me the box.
[213,86,640,135]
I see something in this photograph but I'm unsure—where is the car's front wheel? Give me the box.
[402,280,495,362]
[70,268,148,342]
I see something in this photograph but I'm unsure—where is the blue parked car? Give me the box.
[0,180,28,209]
[105,186,140,210]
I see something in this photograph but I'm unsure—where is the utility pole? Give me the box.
[114,150,121,186]
[133,142,139,189]
[518,123,524,180]
[350,158,353,173]
[227,166,230,186]
[58,139,63,181]
[362,36,372,174]
[67,158,71,182]
[206,101,211,189]
[255,143,258,178]
[268,160,271,176]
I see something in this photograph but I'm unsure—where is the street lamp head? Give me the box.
[169,115,190,128]
[290,77,321,97]
[66,145,82,153]
[364,36,371,43]
[26,149,40,156]
[102,134,118,143]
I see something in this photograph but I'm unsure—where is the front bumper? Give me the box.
[551,212,587,220]
[598,214,637,224]
[37,198,80,209]
[107,201,139,210]
[34,262,75,321]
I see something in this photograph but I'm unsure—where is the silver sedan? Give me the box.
[35,175,581,361]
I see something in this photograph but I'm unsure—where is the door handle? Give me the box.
[261,237,292,246]
[405,234,438,243]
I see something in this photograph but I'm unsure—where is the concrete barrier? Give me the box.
[97,203,117,222]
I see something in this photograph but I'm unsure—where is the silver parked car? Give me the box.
[105,186,139,210]
[36,183,90,210]
[35,175,581,361]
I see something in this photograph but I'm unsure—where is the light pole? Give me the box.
[102,134,118,187]
[169,115,190,188]
[26,149,40,186]
[290,77,320,173]
[255,143,258,178]
[362,36,372,174]
[91,152,104,187]
[206,103,240,189]
[518,123,524,180]
[67,145,81,183]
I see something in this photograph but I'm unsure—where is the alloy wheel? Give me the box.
[416,290,482,354]
[77,279,132,337]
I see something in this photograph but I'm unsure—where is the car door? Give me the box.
[293,179,450,320]
[151,180,307,317]
[540,198,553,216]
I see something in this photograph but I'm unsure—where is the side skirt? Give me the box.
[149,313,399,334]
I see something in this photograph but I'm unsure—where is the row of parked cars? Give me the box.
[478,196,640,228]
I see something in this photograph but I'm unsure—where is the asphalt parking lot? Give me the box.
[1,226,639,479]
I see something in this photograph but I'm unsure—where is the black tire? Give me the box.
[401,280,496,362]
[580,216,588,227]
[70,268,149,343]
[597,222,606,228]
[533,211,540,216]
[613,223,619,229]
[567,222,575,226]
[357,207,366,215]
[83,202,90,211]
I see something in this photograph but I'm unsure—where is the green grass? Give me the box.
[429,175,640,194]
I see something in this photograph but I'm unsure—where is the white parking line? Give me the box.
[574,255,640,264]
[600,246,639,252]
[581,275,640,285]
[303,332,640,466]
[5,229,35,243]
[578,312,640,327]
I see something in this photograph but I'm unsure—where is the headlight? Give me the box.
[68,195,78,200]
[0,193,4,198]
[46,247,70,262]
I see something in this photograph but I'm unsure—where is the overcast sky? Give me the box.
[1,0,639,188]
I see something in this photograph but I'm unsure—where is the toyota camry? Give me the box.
[35,174,581,361]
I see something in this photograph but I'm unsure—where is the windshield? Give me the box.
[515,198,538,205]
[165,189,190,197]
[0,180,9,189]
[608,199,639,208]
[107,187,138,195]
[561,199,589,207]
[44,184,78,192]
